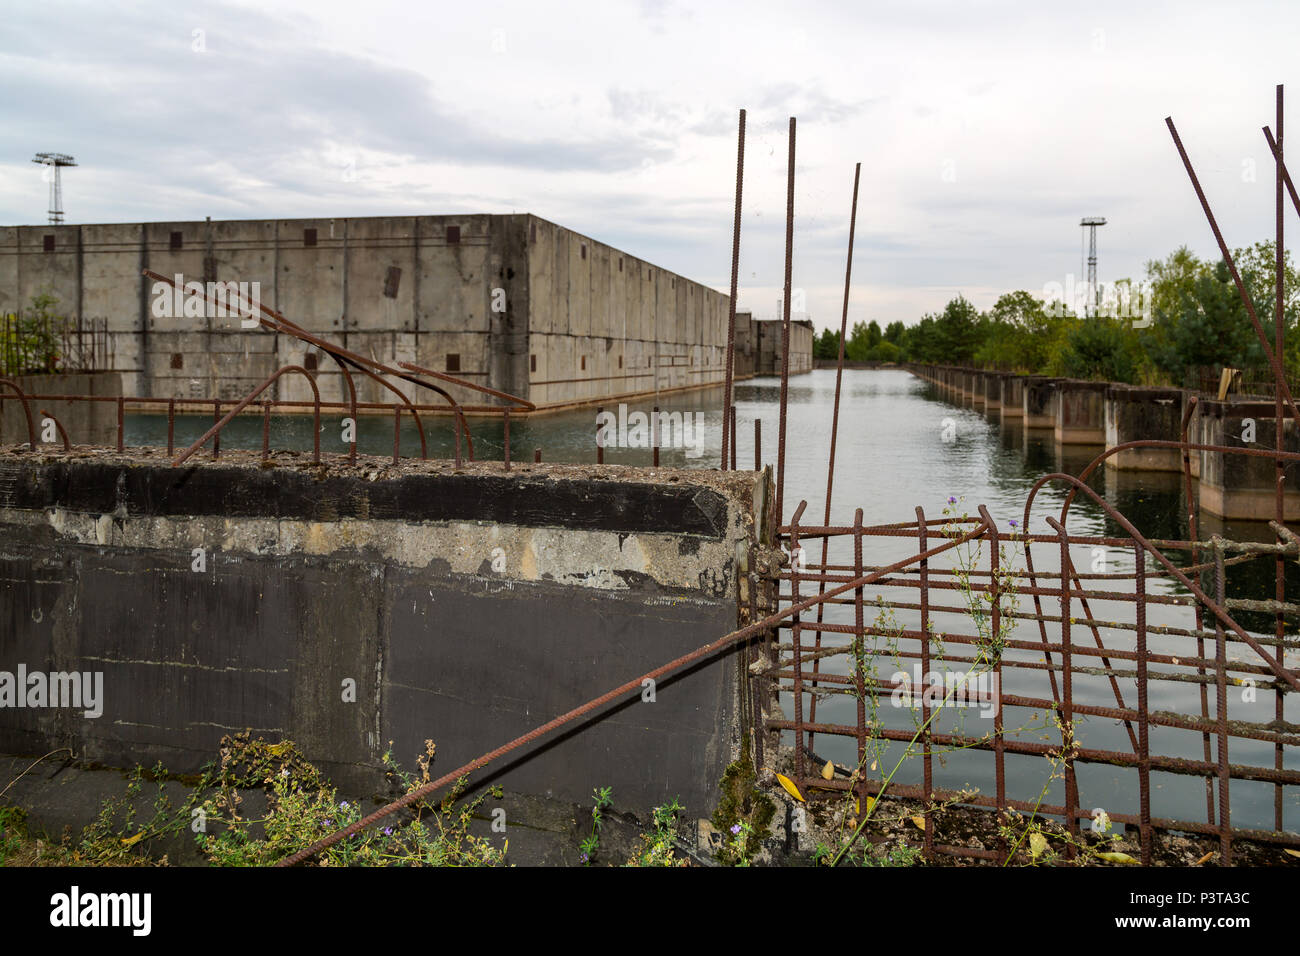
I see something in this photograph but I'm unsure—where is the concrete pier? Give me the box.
[999,374,1024,423]
[1054,379,1108,445]
[982,371,1003,412]
[1196,399,1300,519]
[1022,376,1057,429]
[1103,385,1184,471]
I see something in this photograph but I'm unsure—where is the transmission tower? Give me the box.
[1079,216,1106,317]
[31,153,77,225]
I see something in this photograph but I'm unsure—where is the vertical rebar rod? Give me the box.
[852,508,866,819]
[212,400,220,460]
[721,108,746,469]
[1274,83,1287,833]
[652,404,660,467]
[596,405,604,465]
[790,500,805,782]
[1212,540,1232,862]
[917,505,934,860]
[167,399,175,457]
[1135,542,1152,865]
[534,448,541,464]
[1053,518,1079,857]
[263,401,271,462]
[809,162,862,747]
[775,116,796,525]
[503,410,511,471]
[754,418,761,472]
[981,506,1006,860]
[730,405,737,471]
[393,403,400,464]
[116,396,124,453]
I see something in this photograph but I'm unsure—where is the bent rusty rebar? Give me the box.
[0,377,36,449]
[173,365,321,466]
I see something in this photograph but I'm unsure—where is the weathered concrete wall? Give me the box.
[1022,376,1057,428]
[1103,386,1184,471]
[753,318,813,376]
[0,372,122,448]
[1196,400,1300,519]
[0,450,769,813]
[0,214,749,413]
[1055,380,1108,445]
[1000,374,1024,422]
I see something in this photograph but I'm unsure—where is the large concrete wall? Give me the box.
[2,214,794,413]
[0,451,770,813]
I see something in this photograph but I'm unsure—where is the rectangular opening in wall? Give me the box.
[447,225,461,244]
[169,231,183,250]
[303,228,317,247]
[383,265,402,298]
[170,353,183,369]
[581,244,587,260]
[618,356,623,369]
[530,354,537,373]
[580,355,586,371]
[618,258,623,272]
[42,235,54,252]
[530,223,536,243]
[445,353,460,373]
[304,351,318,371]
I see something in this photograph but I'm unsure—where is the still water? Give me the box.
[127,368,1298,832]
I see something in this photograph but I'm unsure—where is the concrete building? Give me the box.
[0,215,815,413]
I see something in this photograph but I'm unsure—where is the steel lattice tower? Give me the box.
[1080,216,1106,316]
[32,152,77,225]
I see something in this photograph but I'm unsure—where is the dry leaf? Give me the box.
[911,814,926,830]
[821,760,835,781]
[120,830,144,847]
[1029,831,1048,859]
[1284,849,1300,859]
[776,773,805,803]
[1194,851,1214,865]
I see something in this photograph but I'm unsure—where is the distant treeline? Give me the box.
[813,242,1300,387]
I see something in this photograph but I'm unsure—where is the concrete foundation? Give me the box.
[1022,376,1058,429]
[1054,380,1107,444]
[1195,400,1300,520]
[0,450,770,813]
[1000,374,1024,422]
[1104,386,1184,471]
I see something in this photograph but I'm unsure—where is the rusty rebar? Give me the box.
[721,108,746,469]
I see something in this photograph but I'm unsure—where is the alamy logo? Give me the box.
[0,664,103,718]
[890,664,999,718]
[150,273,262,328]
[1042,274,1152,327]
[50,886,151,936]
[595,404,705,458]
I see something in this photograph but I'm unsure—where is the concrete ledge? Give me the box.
[0,449,769,813]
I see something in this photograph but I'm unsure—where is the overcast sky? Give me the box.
[4,0,1298,329]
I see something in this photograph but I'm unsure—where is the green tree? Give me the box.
[1,292,65,375]
[813,327,840,360]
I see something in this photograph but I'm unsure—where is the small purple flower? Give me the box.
[730,823,742,835]
[323,819,333,828]
[579,852,589,863]
[947,496,957,504]
[340,801,349,809]
[382,826,393,837]
[1008,519,1018,528]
